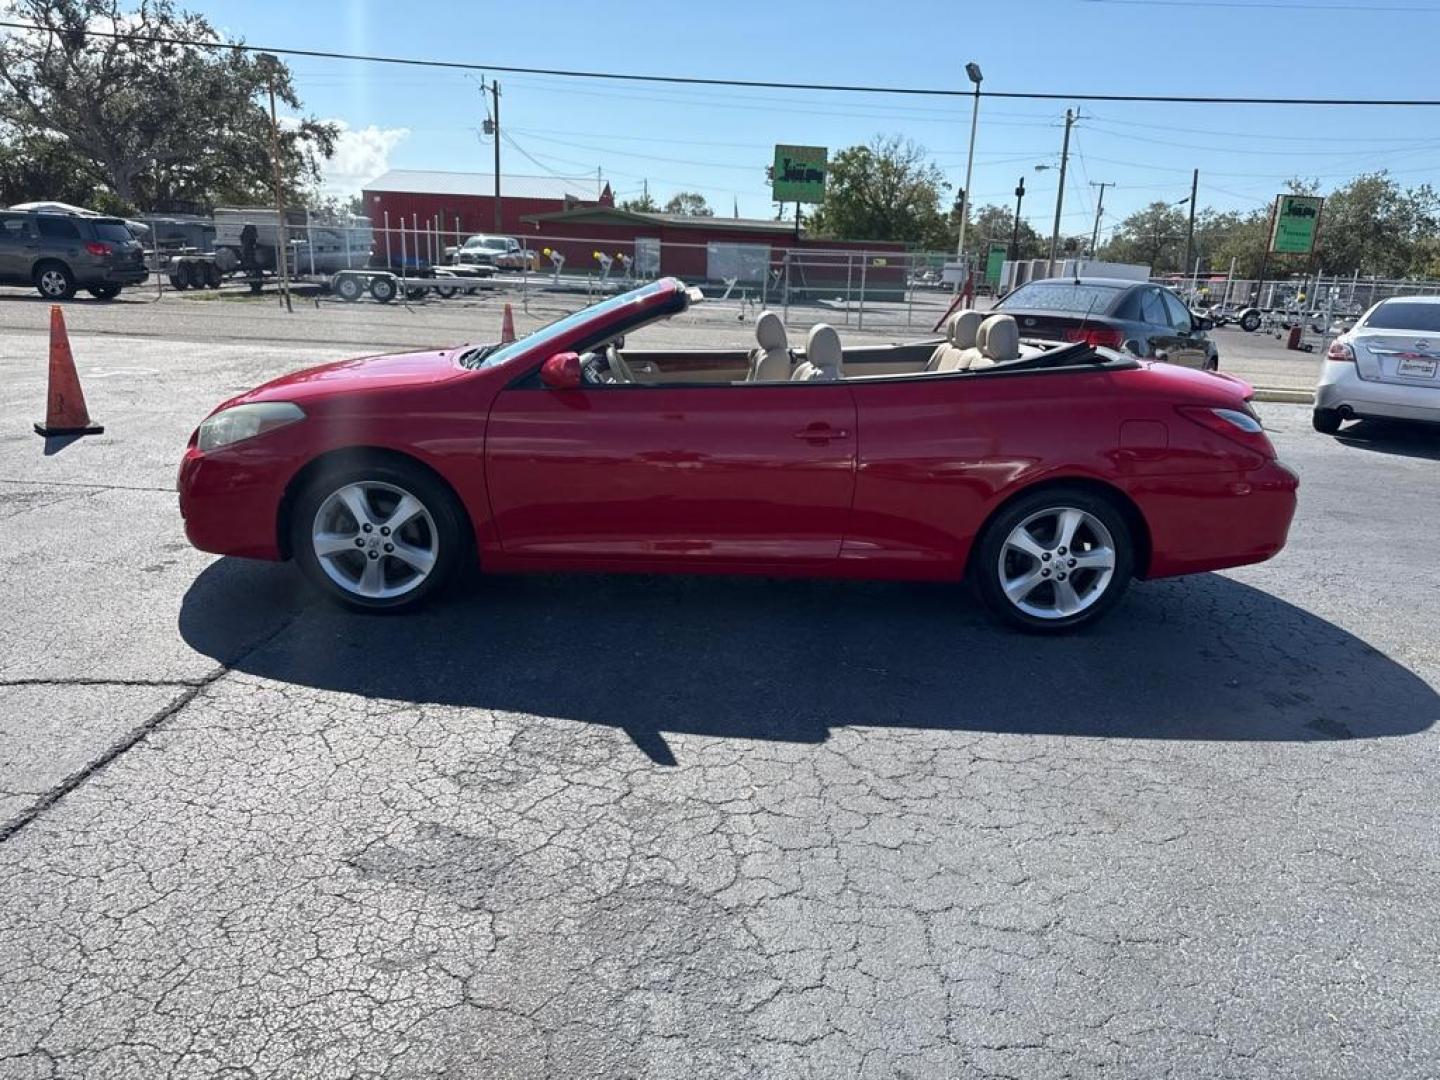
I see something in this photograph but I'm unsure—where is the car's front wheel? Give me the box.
[972,488,1134,633]
[291,460,468,612]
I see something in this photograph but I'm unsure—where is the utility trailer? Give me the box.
[330,266,494,303]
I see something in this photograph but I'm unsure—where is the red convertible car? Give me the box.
[178,278,1298,632]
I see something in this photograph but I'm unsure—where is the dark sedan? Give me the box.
[994,277,1219,371]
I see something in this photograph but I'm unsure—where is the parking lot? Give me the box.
[1,294,1438,1078]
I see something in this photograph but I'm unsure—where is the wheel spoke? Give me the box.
[1004,527,1046,562]
[1052,578,1083,616]
[336,484,376,530]
[1055,508,1084,552]
[383,493,424,532]
[357,555,386,597]
[313,531,357,558]
[389,540,435,576]
[1072,546,1115,572]
[1003,568,1046,604]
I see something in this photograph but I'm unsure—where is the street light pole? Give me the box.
[1089,181,1114,256]
[956,62,984,278]
[1183,167,1199,280]
[1047,108,1076,277]
[1009,176,1026,261]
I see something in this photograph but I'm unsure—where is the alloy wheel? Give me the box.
[997,506,1117,620]
[39,270,68,297]
[311,481,438,600]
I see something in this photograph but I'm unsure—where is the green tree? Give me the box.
[662,191,713,216]
[0,0,337,212]
[1098,201,1191,273]
[805,135,949,246]
[619,191,659,213]
[964,203,1046,260]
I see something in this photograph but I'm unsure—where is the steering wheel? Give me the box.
[606,342,640,384]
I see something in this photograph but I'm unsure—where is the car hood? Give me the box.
[228,347,480,407]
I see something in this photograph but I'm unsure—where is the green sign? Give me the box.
[1270,194,1324,255]
[984,242,1008,287]
[772,145,828,204]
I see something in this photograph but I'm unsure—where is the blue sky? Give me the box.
[197,0,1440,242]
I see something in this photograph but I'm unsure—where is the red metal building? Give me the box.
[362,169,613,243]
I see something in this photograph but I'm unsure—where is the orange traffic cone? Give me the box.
[34,306,103,438]
[500,302,516,344]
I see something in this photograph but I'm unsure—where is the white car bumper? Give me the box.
[1315,358,1440,424]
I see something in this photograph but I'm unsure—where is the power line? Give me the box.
[6,19,1440,107]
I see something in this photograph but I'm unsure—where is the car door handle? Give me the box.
[793,423,849,442]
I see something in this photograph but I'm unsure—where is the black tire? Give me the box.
[1312,408,1343,435]
[87,284,122,300]
[204,262,223,289]
[405,286,426,301]
[1239,309,1262,333]
[168,270,187,291]
[290,458,469,613]
[33,261,76,301]
[179,260,200,290]
[1205,353,1220,372]
[971,486,1135,634]
[335,274,365,302]
[369,276,397,303]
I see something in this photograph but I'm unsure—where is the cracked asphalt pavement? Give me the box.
[0,311,1437,1078]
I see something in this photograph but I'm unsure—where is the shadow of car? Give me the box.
[179,561,1437,766]
[1334,418,1440,462]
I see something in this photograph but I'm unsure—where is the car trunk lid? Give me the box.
[1352,329,1440,387]
[1001,312,1128,349]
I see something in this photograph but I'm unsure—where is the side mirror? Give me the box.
[539,351,582,389]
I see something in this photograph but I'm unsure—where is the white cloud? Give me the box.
[316,120,410,196]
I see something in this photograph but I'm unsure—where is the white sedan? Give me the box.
[1315,296,1440,433]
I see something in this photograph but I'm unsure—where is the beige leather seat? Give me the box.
[748,310,792,381]
[791,324,843,381]
[972,314,1021,369]
[926,310,984,372]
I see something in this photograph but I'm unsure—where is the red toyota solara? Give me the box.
[178,277,1298,632]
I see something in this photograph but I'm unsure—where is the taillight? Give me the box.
[1177,404,1274,458]
[1063,327,1126,349]
[1327,340,1355,362]
[84,242,110,257]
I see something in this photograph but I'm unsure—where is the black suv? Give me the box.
[0,210,148,300]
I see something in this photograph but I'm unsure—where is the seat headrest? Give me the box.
[981,315,1020,361]
[805,324,842,370]
[975,318,991,353]
[755,310,786,351]
[947,310,983,349]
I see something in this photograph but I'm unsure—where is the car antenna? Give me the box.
[1075,293,1103,359]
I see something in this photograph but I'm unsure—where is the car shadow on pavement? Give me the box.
[1335,420,1440,461]
[179,559,1439,765]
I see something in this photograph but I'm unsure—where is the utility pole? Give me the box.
[1183,167,1199,280]
[490,79,502,232]
[1047,108,1076,278]
[1089,181,1114,256]
[261,54,292,313]
[1009,176,1026,261]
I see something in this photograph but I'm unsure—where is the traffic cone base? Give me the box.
[35,306,102,438]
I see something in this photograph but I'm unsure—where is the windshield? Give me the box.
[464,280,680,369]
[1363,301,1440,333]
[464,237,507,251]
[998,282,1125,314]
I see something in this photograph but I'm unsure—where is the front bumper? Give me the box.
[1316,359,1440,423]
[177,445,289,560]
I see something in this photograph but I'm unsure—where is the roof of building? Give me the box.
[521,205,802,235]
[363,169,608,202]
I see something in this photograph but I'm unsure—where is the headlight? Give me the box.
[197,402,305,451]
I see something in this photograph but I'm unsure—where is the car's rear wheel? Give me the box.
[88,284,122,300]
[1312,407,1343,435]
[972,488,1134,633]
[34,262,76,301]
[291,461,467,612]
